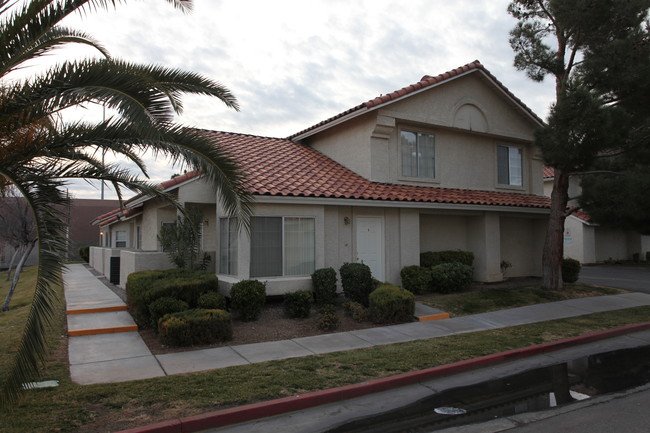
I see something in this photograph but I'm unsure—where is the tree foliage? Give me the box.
[0,0,251,407]
[508,0,650,289]
[158,208,211,270]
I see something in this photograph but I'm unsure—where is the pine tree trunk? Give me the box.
[542,169,570,290]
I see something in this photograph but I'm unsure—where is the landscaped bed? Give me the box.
[2,266,645,433]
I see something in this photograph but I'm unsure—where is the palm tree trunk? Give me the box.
[2,241,36,312]
[542,169,570,290]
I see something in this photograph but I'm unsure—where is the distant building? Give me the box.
[0,198,120,269]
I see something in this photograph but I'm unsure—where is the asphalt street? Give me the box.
[579,265,650,293]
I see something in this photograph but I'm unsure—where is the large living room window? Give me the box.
[250,216,315,278]
[114,230,127,248]
[497,145,523,186]
[401,130,435,179]
[219,217,238,275]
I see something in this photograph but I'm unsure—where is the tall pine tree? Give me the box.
[508,0,650,289]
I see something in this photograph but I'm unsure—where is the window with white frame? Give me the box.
[401,130,435,179]
[250,216,315,278]
[219,217,238,275]
[497,145,523,186]
[114,230,127,248]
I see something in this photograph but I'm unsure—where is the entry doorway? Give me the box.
[355,216,385,281]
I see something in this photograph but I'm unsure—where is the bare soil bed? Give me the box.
[140,299,378,355]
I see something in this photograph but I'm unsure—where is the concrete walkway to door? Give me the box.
[64,263,650,385]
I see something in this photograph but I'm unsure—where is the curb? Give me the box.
[114,321,650,433]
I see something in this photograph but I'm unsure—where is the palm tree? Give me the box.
[0,0,251,407]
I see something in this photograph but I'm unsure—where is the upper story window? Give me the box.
[497,145,523,187]
[114,230,127,248]
[250,216,315,278]
[401,130,435,179]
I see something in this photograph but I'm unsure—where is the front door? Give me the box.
[355,216,384,281]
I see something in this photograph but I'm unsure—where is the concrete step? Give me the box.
[67,310,138,337]
[414,302,450,322]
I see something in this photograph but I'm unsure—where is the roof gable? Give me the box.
[289,60,544,141]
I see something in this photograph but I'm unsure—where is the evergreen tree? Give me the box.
[508,0,650,289]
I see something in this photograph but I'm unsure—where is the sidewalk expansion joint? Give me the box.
[67,305,128,315]
[68,325,138,337]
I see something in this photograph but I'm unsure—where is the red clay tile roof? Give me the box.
[543,166,555,179]
[201,130,550,209]
[571,211,592,223]
[289,60,544,140]
[94,206,143,227]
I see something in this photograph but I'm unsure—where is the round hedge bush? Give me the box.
[368,284,415,324]
[400,265,431,294]
[197,291,227,310]
[148,297,189,329]
[562,258,581,283]
[158,309,232,346]
[430,262,473,293]
[283,290,313,318]
[311,267,338,305]
[339,262,373,307]
[230,279,266,321]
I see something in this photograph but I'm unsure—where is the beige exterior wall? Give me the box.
[119,250,174,288]
[500,216,545,277]
[303,73,543,195]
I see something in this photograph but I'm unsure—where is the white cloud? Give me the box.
[51,0,556,199]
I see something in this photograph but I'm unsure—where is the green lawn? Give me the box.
[1,270,649,433]
[419,283,623,316]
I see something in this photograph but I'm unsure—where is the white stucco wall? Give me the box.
[119,250,174,289]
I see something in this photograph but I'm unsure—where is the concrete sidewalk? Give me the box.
[64,263,650,385]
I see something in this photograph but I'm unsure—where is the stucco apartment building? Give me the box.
[91,61,552,294]
[543,167,650,264]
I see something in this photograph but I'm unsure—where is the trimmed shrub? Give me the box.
[311,267,338,305]
[430,262,473,293]
[148,297,189,329]
[343,301,369,323]
[420,250,474,268]
[316,309,340,331]
[158,309,232,347]
[126,269,219,326]
[197,291,227,310]
[230,279,266,321]
[369,284,415,324]
[78,245,90,262]
[339,262,373,307]
[283,290,313,318]
[400,265,431,294]
[562,258,581,283]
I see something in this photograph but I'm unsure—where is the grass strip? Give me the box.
[2,305,650,433]
[418,283,623,316]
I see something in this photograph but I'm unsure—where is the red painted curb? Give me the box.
[114,321,650,433]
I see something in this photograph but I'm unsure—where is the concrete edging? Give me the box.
[114,321,650,433]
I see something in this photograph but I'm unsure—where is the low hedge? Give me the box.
[126,269,219,326]
[311,267,338,305]
[343,301,369,323]
[420,250,474,268]
[197,291,227,310]
[316,305,340,331]
[283,290,313,318]
[158,309,232,347]
[562,258,581,283]
[430,262,473,293]
[230,279,266,321]
[148,297,189,329]
[340,262,373,307]
[400,265,431,294]
[369,284,415,324]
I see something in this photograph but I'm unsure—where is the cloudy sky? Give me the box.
[56,0,556,199]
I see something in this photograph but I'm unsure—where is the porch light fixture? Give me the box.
[344,217,350,225]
